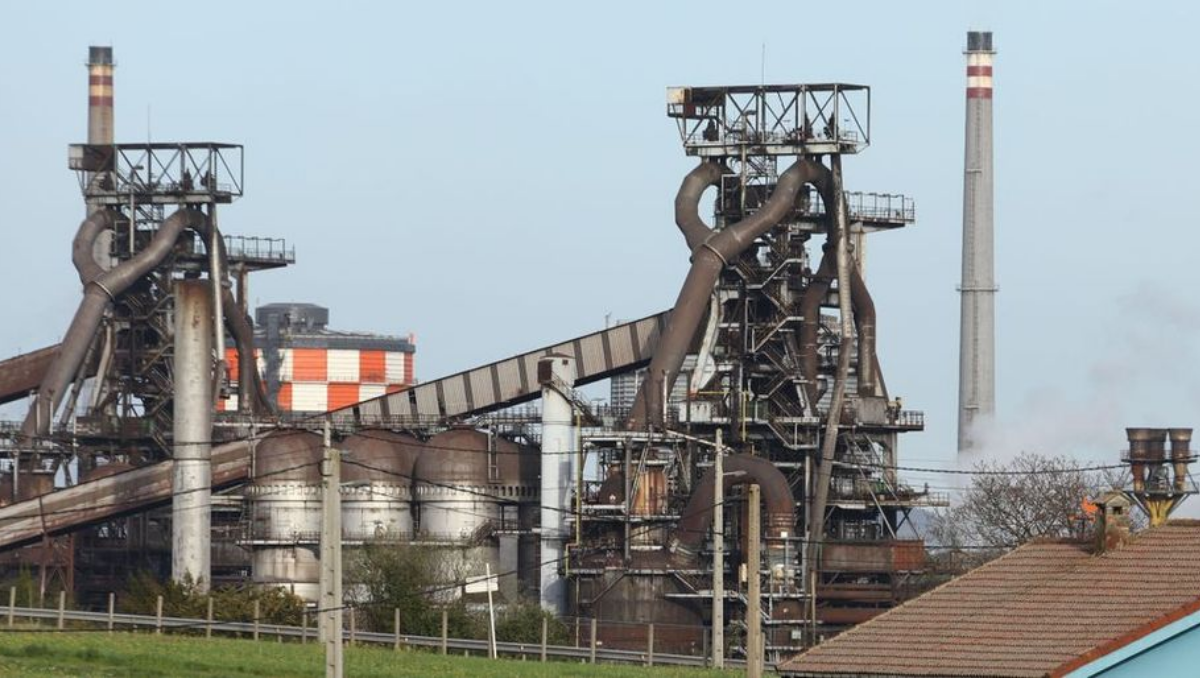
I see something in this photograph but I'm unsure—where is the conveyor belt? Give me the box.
[0,312,668,550]
[325,311,669,425]
[0,345,61,406]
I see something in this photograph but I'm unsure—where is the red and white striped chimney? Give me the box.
[86,46,114,146]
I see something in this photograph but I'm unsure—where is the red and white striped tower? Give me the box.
[958,31,997,454]
[86,46,114,146]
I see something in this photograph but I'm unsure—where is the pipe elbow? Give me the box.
[675,161,723,251]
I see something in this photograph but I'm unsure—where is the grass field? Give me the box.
[0,631,738,677]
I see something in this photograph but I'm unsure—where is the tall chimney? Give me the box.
[957,30,997,453]
[86,46,114,146]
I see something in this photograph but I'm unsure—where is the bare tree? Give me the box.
[929,453,1130,564]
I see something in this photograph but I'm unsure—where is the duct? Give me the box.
[849,266,880,398]
[799,244,836,409]
[71,209,117,285]
[807,154,856,581]
[189,218,271,416]
[172,279,214,591]
[21,208,209,439]
[630,158,826,429]
[675,161,724,251]
[1170,428,1193,493]
[667,453,794,561]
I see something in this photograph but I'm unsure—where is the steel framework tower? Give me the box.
[958,31,997,453]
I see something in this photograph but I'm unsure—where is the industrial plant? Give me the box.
[7,32,1189,673]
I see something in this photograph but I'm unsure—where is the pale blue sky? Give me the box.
[3,1,1199,492]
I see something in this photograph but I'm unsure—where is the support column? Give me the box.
[538,353,576,615]
[172,280,214,591]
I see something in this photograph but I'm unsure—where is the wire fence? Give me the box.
[1,591,750,670]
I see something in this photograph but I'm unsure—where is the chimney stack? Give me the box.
[1094,490,1132,553]
[86,46,114,146]
[1170,428,1193,493]
[957,31,998,453]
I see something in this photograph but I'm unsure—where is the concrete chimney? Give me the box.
[957,30,997,453]
[86,46,114,146]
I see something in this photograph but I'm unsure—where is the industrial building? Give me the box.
[0,43,954,662]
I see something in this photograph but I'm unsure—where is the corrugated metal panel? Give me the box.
[440,376,470,416]
[225,348,240,381]
[385,352,406,384]
[468,368,495,410]
[575,334,607,378]
[358,384,386,401]
[359,350,386,383]
[414,384,439,416]
[324,311,669,422]
[277,383,293,410]
[292,348,326,382]
[495,359,523,402]
[291,382,328,412]
[278,349,293,381]
[327,383,359,410]
[326,349,360,383]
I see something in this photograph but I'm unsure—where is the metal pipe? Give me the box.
[1127,427,1157,494]
[172,280,213,591]
[849,266,880,398]
[1170,428,1192,493]
[798,244,835,411]
[71,210,116,285]
[675,161,724,251]
[630,158,826,429]
[22,208,209,438]
[667,453,793,561]
[806,154,854,592]
[538,354,576,615]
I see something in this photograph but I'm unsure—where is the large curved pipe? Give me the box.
[630,159,828,429]
[22,209,209,438]
[190,220,271,416]
[675,161,723,251]
[667,453,794,561]
[71,209,118,285]
[798,244,836,409]
[849,266,879,398]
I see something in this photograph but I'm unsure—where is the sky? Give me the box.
[2,0,1200,497]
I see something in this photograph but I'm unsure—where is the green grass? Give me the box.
[0,631,737,677]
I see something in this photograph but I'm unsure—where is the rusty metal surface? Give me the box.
[0,345,62,405]
[326,312,669,426]
[0,442,251,552]
[820,539,925,573]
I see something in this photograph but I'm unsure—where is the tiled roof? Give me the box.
[779,520,1200,677]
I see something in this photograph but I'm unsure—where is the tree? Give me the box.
[347,542,482,638]
[929,452,1130,567]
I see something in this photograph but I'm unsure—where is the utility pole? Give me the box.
[747,483,763,678]
[319,419,343,678]
[712,429,725,669]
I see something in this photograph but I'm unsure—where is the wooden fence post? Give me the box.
[589,618,598,664]
[56,590,65,630]
[349,606,356,646]
[301,609,308,644]
[393,608,401,650]
[441,609,448,655]
[206,597,213,639]
[107,592,115,633]
[253,599,260,641]
[155,595,163,635]
[647,623,655,667]
[7,587,14,628]
[540,616,548,663]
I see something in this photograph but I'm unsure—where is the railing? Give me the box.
[3,604,747,670]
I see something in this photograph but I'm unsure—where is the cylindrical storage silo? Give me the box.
[246,430,324,601]
[415,429,500,543]
[340,430,421,541]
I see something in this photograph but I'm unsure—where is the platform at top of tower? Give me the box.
[667,83,870,157]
